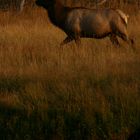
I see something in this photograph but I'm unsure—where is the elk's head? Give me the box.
[36,0,55,9]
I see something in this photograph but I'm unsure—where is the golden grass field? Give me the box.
[0,7,140,140]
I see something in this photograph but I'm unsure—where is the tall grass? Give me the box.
[0,8,140,140]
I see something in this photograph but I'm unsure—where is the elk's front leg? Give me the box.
[110,34,120,47]
[74,36,81,47]
[60,36,73,46]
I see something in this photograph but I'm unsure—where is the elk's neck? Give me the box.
[47,0,69,27]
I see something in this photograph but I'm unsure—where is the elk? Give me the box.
[35,0,134,48]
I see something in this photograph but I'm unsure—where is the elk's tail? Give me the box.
[116,9,129,26]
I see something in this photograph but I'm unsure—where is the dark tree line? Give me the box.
[0,0,139,12]
[63,0,140,8]
[0,0,25,11]
[0,0,35,11]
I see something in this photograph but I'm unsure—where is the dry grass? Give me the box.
[0,8,140,140]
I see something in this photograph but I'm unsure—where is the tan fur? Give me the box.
[116,9,129,25]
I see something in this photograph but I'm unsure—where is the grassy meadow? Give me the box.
[0,7,140,140]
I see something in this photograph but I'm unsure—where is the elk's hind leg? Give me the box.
[118,33,135,51]
[110,34,120,47]
[60,36,73,46]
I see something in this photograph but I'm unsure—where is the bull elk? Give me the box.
[36,0,134,49]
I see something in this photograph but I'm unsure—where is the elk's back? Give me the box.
[65,8,124,38]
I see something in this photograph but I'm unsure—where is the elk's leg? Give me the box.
[119,33,135,51]
[60,36,73,46]
[110,34,120,47]
[74,36,81,47]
